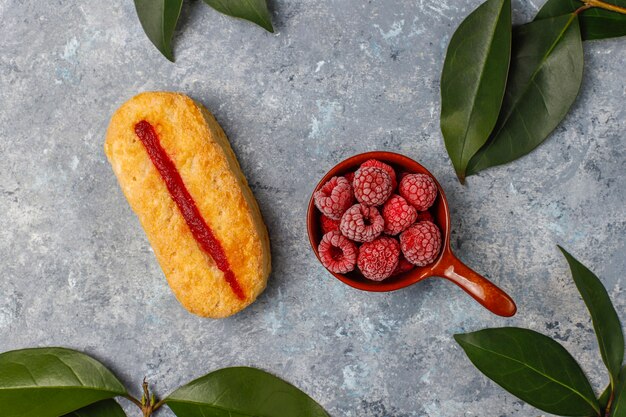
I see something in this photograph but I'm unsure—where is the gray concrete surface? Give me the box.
[1,1,625,416]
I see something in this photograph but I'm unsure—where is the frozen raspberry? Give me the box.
[416,210,434,223]
[391,254,415,276]
[382,194,418,235]
[340,204,384,242]
[344,171,355,184]
[318,231,358,274]
[357,237,400,281]
[361,159,397,190]
[314,176,354,220]
[320,215,340,234]
[400,221,442,266]
[353,167,393,206]
[399,173,438,211]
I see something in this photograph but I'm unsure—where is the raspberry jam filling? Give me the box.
[134,120,245,300]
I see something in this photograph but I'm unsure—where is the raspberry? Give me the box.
[391,254,415,276]
[320,215,340,234]
[400,221,442,266]
[318,231,358,274]
[416,210,434,223]
[361,159,397,190]
[357,237,400,281]
[382,194,418,235]
[314,176,354,220]
[344,171,355,184]
[399,173,438,211]
[353,167,393,206]
[340,204,384,242]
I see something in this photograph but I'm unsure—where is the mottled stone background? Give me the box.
[1,0,625,416]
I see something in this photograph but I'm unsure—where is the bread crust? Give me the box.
[105,92,271,318]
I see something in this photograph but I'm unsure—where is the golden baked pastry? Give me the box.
[105,92,271,318]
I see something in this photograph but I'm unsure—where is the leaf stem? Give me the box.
[141,378,156,417]
[122,377,167,416]
[125,378,162,416]
[125,394,143,409]
[152,399,166,412]
[582,0,626,14]
[575,4,593,14]
[606,388,615,416]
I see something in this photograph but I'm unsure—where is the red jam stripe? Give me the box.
[134,120,245,300]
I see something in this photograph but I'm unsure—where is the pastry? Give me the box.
[105,92,271,318]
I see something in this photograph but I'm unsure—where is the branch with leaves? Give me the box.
[456,247,625,417]
[440,0,626,183]
[133,0,274,62]
[0,350,329,417]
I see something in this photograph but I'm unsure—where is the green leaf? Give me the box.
[559,247,625,389]
[536,0,626,40]
[203,0,274,33]
[134,0,183,61]
[63,400,127,417]
[165,367,329,417]
[440,0,512,183]
[0,348,127,417]
[467,14,583,176]
[455,327,600,416]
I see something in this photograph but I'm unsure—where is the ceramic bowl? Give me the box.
[307,151,516,317]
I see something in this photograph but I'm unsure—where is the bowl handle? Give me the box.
[435,253,517,317]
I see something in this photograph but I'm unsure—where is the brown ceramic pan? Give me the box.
[307,151,517,317]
